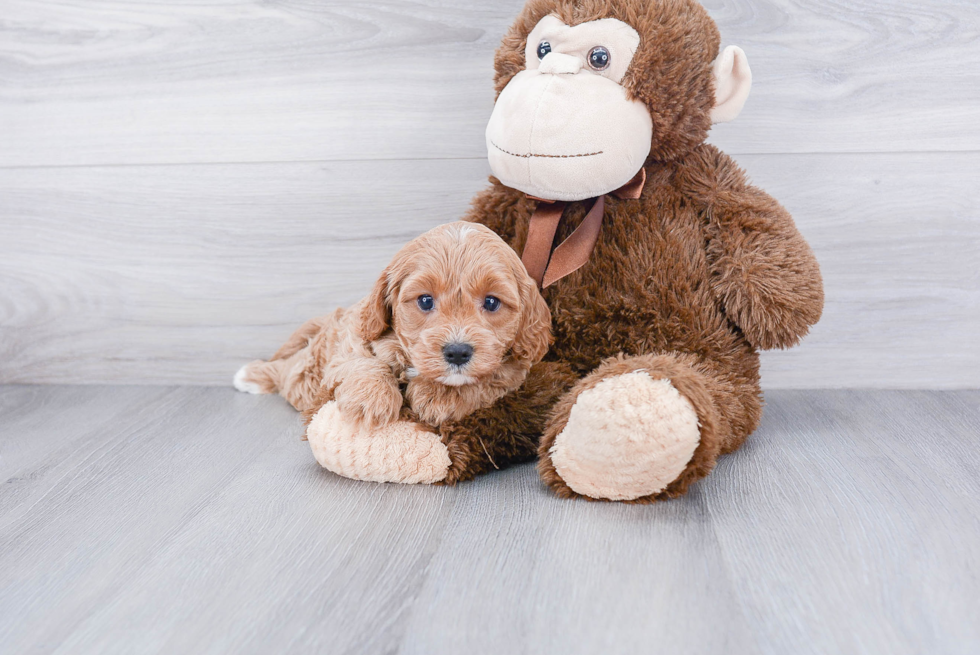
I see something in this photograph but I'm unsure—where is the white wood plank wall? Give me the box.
[1,0,978,388]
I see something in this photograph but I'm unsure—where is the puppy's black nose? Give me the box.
[443,342,474,366]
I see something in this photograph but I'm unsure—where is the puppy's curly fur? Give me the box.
[235,222,551,428]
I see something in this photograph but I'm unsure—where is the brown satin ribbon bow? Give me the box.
[521,168,646,288]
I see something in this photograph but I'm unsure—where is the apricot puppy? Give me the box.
[234,222,551,427]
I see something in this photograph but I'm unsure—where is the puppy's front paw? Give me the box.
[334,373,403,427]
[307,402,451,484]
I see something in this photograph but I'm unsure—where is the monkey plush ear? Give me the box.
[710,46,752,124]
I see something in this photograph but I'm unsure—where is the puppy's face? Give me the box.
[394,235,522,387]
[358,222,551,388]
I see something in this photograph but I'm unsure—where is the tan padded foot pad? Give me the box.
[550,372,701,500]
[307,401,451,484]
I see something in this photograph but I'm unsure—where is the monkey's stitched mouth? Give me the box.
[491,140,603,159]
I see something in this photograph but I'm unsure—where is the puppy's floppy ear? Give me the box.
[358,239,418,342]
[512,276,552,364]
[356,267,394,342]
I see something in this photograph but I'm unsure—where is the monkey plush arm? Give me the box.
[685,145,824,350]
[303,361,577,485]
[436,361,578,484]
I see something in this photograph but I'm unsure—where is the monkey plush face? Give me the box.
[486,0,753,202]
[486,16,652,202]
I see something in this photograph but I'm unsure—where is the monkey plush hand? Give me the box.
[322,0,823,501]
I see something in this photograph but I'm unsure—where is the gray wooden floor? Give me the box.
[1,385,978,654]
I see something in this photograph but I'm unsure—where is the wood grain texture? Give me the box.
[0,385,172,527]
[1,385,978,654]
[0,158,490,385]
[1,0,978,387]
[1,153,977,388]
[0,0,978,167]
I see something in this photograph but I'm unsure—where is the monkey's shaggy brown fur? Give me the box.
[423,0,824,501]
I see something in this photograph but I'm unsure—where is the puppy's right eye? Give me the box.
[417,294,434,311]
[482,296,501,312]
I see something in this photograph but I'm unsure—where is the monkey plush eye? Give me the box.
[417,294,434,311]
[536,41,552,59]
[588,46,610,70]
[483,296,501,312]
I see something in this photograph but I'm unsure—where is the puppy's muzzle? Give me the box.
[442,342,474,366]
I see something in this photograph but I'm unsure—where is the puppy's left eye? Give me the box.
[483,296,501,312]
[417,294,434,311]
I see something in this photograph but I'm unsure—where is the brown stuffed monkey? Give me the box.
[306,0,824,502]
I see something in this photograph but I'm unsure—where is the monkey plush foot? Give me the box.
[545,371,701,501]
[306,402,451,484]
